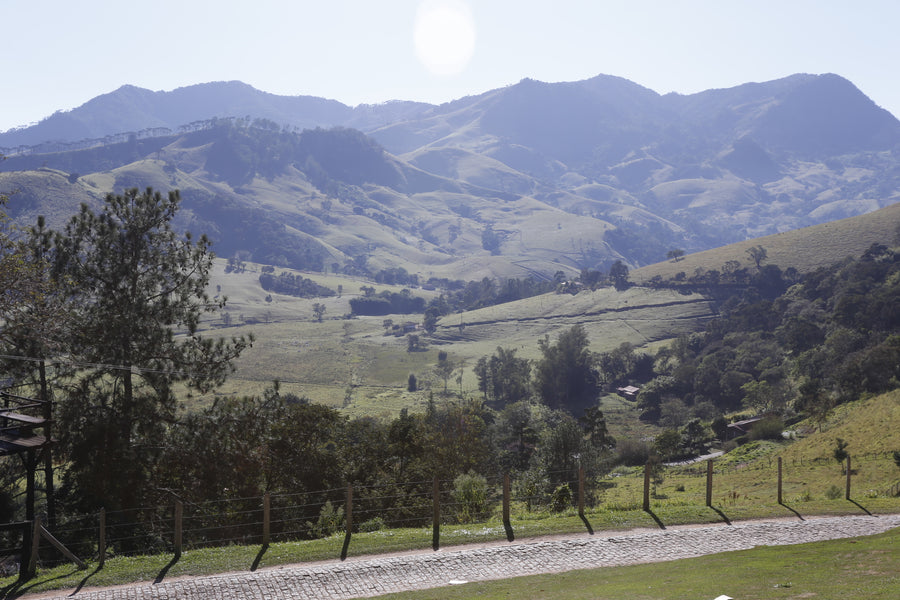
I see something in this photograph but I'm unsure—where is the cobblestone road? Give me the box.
[26,514,900,600]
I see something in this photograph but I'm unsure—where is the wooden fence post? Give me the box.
[346,485,353,537]
[845,455,851,500]
[26,516,41,579]
[432,477,440,551]
[263,492,271,546]
[98,508,106,568]
[578,467,585,517]
[777,457,783,504]
[706,459,714,507]
[643,463,651,511]
[174,501,183,558]
[502,473,510,526]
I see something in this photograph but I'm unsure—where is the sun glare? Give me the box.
[414,0,476,77]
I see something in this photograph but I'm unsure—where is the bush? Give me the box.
[358,516,386,533]
[306,500,344,538]
[825,485,843,500]
[550,483,573,513]
[453,472,490,523]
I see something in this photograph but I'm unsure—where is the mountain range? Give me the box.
[2,73,899,280]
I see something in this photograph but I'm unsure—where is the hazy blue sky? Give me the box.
[3,0,899,133]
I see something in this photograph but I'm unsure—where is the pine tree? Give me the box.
[52,188,252,512]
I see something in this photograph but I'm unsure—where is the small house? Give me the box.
[616,385,640,399]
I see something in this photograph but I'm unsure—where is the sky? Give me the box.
[3,0,900,133]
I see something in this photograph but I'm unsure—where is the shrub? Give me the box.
[825,485,843,500]
[550,483,573,513]
[453,472,490,523]
[307,501,344,538]
[358,516,386,532]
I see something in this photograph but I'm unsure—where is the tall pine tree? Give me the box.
[52,188,252,513]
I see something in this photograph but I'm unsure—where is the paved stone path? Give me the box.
[26,514,900,599]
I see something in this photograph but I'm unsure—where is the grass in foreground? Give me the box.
[376,528,900,600]
[3,498,898,598]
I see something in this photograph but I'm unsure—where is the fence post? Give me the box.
[777,457,783,504]
[706,459,714,507]
[643,462,651,511]
[845,455,852,500]
[577,467,585,517]
[98,508,106,567]
[263,492,271,546]
[20,521,35,580]
[502,473,510,525]
[174,501,183,558]
[432,477,440,551]
[346,484,353,536]
[26,516,41,579]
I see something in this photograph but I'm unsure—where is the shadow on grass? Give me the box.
[708,505,732,525]
[1,569,80,599]
[847,498,872,516]
[579,513,594,535]
[779,502,805,521]
[72,565,105,595]
[251,544,269,571]
[340,532,352,561]
[154,555,180,584]
[503,520,515,542]
[644,509,666,530]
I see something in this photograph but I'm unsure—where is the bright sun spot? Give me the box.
[414,0,476,76]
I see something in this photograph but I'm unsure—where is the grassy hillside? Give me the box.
[633,200,900,282]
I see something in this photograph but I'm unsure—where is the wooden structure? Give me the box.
[0,392,54,524]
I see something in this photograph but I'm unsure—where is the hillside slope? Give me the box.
[3,73,900,279]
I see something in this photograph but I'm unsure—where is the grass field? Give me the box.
[373,529,900,600]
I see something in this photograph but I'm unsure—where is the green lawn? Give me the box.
[374,528,900,600]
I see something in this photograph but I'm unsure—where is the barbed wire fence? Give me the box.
[7,453,899,576]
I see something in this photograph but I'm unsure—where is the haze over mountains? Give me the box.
[2,73,899,280]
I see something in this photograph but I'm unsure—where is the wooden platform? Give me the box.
[0,433,50,455]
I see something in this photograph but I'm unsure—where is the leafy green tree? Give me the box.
[609,260,630,290]
[474,346,531,407]
[681,418,711,455]
[746,244,767,269]
[579,406,615,451]
[312,302,326,322]
[52,188,252,512]
[653,428,683,462]
[833,438,849,473]
[534,325,598,412]
[491,401,540,472]
[423,306,440,334]
[433,351,456,393]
